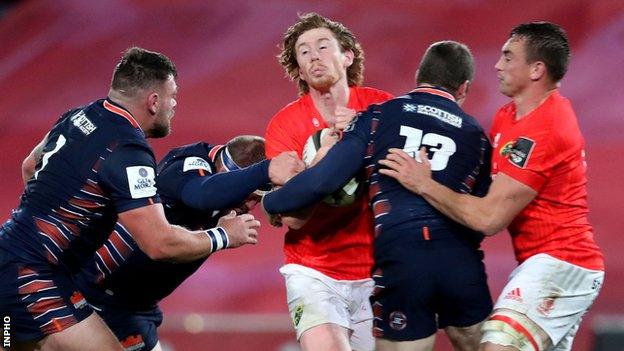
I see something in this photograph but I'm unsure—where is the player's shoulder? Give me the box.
[269,95,308,122]
[159,142,213,168]
[352,86,394,104]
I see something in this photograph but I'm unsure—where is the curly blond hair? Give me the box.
[278,13,364,95]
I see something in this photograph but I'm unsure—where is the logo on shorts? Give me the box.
[121,334,145,351]
[388,311,407,331]
[70,291,87,309]
[504,287,523,302]
[537,297,555,316]
[293,304,304,327]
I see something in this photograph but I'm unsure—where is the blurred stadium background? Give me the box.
[1,1,623,350]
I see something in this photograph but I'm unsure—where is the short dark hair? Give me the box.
[226,135,265,167]
[111,47,177,96]
[510,22,570,82]
[279,12,364,95]
[416,41,474,93]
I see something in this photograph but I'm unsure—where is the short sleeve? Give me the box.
[98,140,161,213]
[496,128,554,191]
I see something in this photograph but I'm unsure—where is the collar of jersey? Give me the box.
[410,86,456,102]
[103,98,143,132]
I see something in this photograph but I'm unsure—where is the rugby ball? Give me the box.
[302,128,361,207]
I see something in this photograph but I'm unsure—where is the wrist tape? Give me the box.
[205,227,230,253]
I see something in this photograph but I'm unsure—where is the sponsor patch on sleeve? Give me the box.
[182,156,212,173]
[126,166,157,199]
[508,137,535,169]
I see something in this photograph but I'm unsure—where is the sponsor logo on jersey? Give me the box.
[293,304,304,327]
[70,110,97,135]
[500,137,535,169]
[182,156,211,173]
[402,103,417,113]
[388,311,407,331]
[126,166,157,199]
[416,104,462,128]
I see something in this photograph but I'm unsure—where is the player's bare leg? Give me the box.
[445,322,483,351]
[38,312,122,351]
[299,323,351,351]
[376,333,435,351]
[479,308,552,351]
[150,341,163,351]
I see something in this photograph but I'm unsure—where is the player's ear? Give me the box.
[342,49,354,67]
[147,92,158,116]
[456,80,470,106]
[530,61,547,81]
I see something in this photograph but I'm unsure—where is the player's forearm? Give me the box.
[264,138,364,214]
[181,160,270,210]
[419,179,503,236]
[143,224,215,263]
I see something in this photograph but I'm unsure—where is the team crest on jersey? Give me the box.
[126,166,157,199]
[182,156,211,173]
[293,304,304,327]
[500,137,535,169]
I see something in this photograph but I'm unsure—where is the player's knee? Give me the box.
[480,309,550,351]
[446,323,482,351]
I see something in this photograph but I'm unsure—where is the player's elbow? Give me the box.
[141,243,171,261]
[473,216,505,236]
[139,235,180,262]
[21,156,36,183]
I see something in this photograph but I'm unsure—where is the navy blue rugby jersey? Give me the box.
[76,142,270,309]
[264,87,491,244]
[0,99,159,272]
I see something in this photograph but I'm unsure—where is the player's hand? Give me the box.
[333,106,356,130]
[320,128,339,148]
[378,147,433,195]
[269,151,305,186]
[217,211,260,248]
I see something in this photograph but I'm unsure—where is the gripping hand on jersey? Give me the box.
[378,147,433,195]
[217,210,261,248]
[333,106,357,130]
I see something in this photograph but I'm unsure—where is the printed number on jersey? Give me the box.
[34,134,67,179]
[400,126,456,171]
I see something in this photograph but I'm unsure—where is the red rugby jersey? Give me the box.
[490,91,603,270]
[265,86,393,280]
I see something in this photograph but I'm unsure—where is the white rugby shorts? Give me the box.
[486,253,604,350]
[280,264,375,351]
